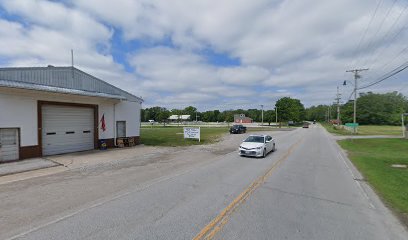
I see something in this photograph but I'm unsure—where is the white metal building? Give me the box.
[0,66,143,162]
[168,115,191,122]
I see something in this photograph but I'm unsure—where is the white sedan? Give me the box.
[239,134,276,158]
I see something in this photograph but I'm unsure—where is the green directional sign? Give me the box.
[345,123,359,127]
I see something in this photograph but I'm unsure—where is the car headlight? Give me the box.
[256,146,262,150]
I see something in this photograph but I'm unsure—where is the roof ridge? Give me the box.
[0,66,143,102]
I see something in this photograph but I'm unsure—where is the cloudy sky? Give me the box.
[1,0,408,110]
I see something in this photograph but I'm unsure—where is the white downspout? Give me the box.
[113,102,117,146]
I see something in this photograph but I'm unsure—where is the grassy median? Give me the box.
[338,138,408,225]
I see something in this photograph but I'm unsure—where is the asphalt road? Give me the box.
[1,125,407,240]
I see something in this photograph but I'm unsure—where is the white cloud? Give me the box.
[1,0,407,109]
[0,0,146,98]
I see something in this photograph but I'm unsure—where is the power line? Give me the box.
[359,59,408,89]
[363,1,408,73]
[346,90,355,102]
[349,0,383,69]
[356,0,398,68]
[367,41,408,79]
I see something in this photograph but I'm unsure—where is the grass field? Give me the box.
[140,126,280,146]
[356,125,402,135]
[322,123,402,136]
[338,138,408,225]
[141,127,228,146]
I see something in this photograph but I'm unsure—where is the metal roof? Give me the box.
[0,66,143,102]
[0,80,126,100]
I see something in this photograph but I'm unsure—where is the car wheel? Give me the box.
[262,148,266,158]
[272,143,276,152]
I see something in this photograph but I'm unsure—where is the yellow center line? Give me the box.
[193,138,303,240]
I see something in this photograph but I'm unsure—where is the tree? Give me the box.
[142,106,168,122]
[275,97,305,122]
[156,109,170,124]
[305,105,331,122]
[183,106,197,117]
[202,111,218,122]
[171,109,183,115]
[245,108,262,122]
[341,92,407,125]
[264,110,276,125]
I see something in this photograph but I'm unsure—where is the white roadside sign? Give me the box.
[183,127,201,142]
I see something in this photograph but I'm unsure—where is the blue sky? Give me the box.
[0,0,407,110]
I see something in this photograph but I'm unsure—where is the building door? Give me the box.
[116,121,126,138]
[42,105,95,156]
[0,128,19,162]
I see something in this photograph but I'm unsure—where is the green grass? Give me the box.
[140,126,280,146]
[141,127,229,146]
[321,123,351,135]
[322,123,403,136]
[357,125,402,135]
[338,138,408,223]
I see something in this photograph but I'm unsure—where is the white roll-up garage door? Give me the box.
[42,105,95,156]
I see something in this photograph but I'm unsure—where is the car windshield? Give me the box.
[244,136,264,143]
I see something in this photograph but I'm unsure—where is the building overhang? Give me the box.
[0,80,126,100]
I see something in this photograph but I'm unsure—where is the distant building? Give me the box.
[168,115,191,122]
[234,114,253,123]
[330,119,342,125]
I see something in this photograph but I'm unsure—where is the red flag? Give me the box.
[100,114,106,132]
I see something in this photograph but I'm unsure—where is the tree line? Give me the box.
[142,92,408,125]
[141,97,305,124]
[304,91,408,125]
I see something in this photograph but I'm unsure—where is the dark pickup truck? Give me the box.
[230,124,247,134]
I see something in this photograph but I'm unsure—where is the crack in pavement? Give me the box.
[260,185,356,208]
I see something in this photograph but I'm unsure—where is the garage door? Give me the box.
[0,128,19,162]
[42,105,95,156]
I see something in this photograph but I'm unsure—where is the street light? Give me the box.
[195,112,200,122]
[275,106,278,128]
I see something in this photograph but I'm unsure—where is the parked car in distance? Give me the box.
[230,124,247,134]
[303,122,310,128]
[239,135,276,158]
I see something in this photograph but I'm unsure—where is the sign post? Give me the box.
[402,113,408,139]
[345,123,359,133]
[183,127,201,142]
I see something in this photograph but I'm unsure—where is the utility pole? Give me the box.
[275,107,278,128]
[260,105,264,127]
[328,106,331,122]
[346,68,368,133]
[335,86,341,126]
[326,106,331,123]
